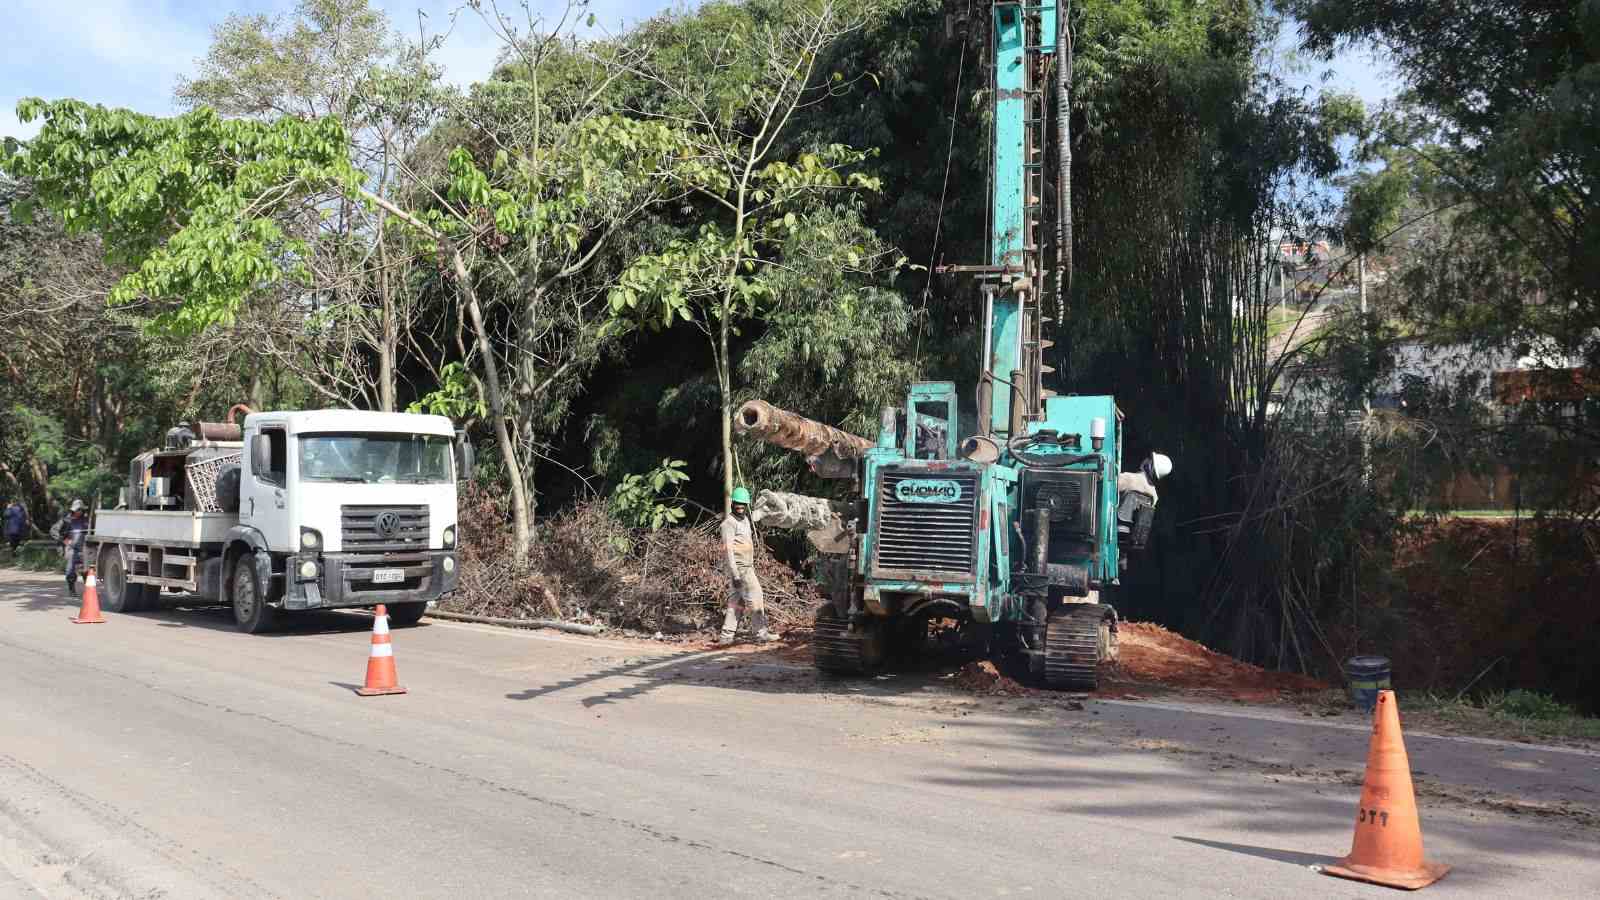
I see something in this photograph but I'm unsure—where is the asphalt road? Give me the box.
[3,569,1597,899]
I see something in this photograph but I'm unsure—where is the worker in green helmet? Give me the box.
[720,486,776,644]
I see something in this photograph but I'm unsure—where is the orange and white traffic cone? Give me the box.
[71,566,106,624]
[356,604,406,696]
[1322,690,1450,890]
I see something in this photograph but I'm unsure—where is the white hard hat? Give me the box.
[1144,453,1173,481]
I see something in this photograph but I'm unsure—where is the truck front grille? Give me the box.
[341,505,430,552]
[872,470,980,576]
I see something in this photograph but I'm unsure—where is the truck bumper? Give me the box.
[283,551,460,610]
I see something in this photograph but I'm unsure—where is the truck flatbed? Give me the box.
[90,510,236,548]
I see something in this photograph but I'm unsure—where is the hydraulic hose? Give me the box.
[1056,4,1073,320]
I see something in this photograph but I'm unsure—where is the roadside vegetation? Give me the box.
[1,0,1595,712]
[1307,688,1600,745]
[3,543,63,574]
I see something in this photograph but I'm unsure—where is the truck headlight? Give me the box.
[300,528,322,550]
[443,526,456,549]
[298,560,320,579]
[442,556,456,574]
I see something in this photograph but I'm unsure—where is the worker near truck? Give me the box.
[50,500,90,595]
[4,499,27,557]
[720,487,776,645]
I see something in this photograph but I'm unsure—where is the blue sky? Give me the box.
[2,1,1399,141]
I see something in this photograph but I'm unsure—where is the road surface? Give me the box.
[2,569,1596,898]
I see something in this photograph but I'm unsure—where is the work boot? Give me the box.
[751,610,777,643]
[719,605,740,645]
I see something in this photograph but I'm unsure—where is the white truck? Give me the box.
[87,408,473,633]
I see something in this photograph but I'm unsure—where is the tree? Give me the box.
[0,177,185,515]
[1293,0,1600,371]
[1293,0,1600,517]
[177,0,450,412]
[606,0,885,511]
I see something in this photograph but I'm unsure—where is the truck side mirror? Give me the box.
[455,431,476,483]
[250,433,271,476]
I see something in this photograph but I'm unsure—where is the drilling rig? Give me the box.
[737,0,1170,690]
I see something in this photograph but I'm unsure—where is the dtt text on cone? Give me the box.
[356,604,406,696]
[71,567,106,624]
[1323,690,1449,890]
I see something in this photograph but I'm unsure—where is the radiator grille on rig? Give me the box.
[872,469,980,576]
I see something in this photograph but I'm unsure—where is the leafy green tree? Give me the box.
[178,0,450,411]
[606,0,886,511]
[1293,0,1600,371]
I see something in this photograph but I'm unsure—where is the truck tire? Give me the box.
[231,555,281,634]
[98,544,149,613]
[386,602,427,628]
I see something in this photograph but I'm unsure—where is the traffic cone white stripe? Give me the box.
[370,643,393,658]
[373,615,389,635]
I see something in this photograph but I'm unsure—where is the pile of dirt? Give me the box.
[1108,622,1329,701]
[953,660,1029,696]
[444,487,822,634]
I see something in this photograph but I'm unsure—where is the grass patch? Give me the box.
[1401,690,1600,742]
[3,543,65,573]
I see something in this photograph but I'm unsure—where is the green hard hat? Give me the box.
[730,486,752,505]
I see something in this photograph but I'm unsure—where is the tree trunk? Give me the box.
[451,249,532,566]
[720,315,734,515]
[378,223,397,412]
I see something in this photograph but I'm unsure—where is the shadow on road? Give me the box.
[911,703,1598,889]
[1174,836,1335,869]
[501,635,986,709]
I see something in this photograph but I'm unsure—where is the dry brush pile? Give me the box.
[444,486,822,635]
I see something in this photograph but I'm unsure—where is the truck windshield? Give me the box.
[298,433,453,484]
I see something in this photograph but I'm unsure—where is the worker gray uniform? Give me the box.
[720,514,764,633]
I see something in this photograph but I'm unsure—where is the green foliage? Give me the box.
[1485,689,1580,723]
[407,362,485,420]
[9,406,123,507]
[5,543,65,573]
[1293,0,1600,369]
[609,458,690,531]
[3,101,360,337]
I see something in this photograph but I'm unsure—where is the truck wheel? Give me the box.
[98,544,148,613]
[231,556,281,634]
[386,602,427,628]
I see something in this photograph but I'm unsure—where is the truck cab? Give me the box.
[230,411,464,629]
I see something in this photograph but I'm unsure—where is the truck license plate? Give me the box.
[371,568,405,584]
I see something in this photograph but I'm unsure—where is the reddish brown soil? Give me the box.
[1105,622,1329,702]
[953,660,1030,696]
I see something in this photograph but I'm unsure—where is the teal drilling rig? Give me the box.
[735,1,1170,690]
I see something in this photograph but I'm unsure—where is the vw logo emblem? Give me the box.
[375,511,400,537]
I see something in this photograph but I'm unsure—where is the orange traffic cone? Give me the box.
[1322,690,1450,890]
[71,566,106,624]
[356,604,406,696]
